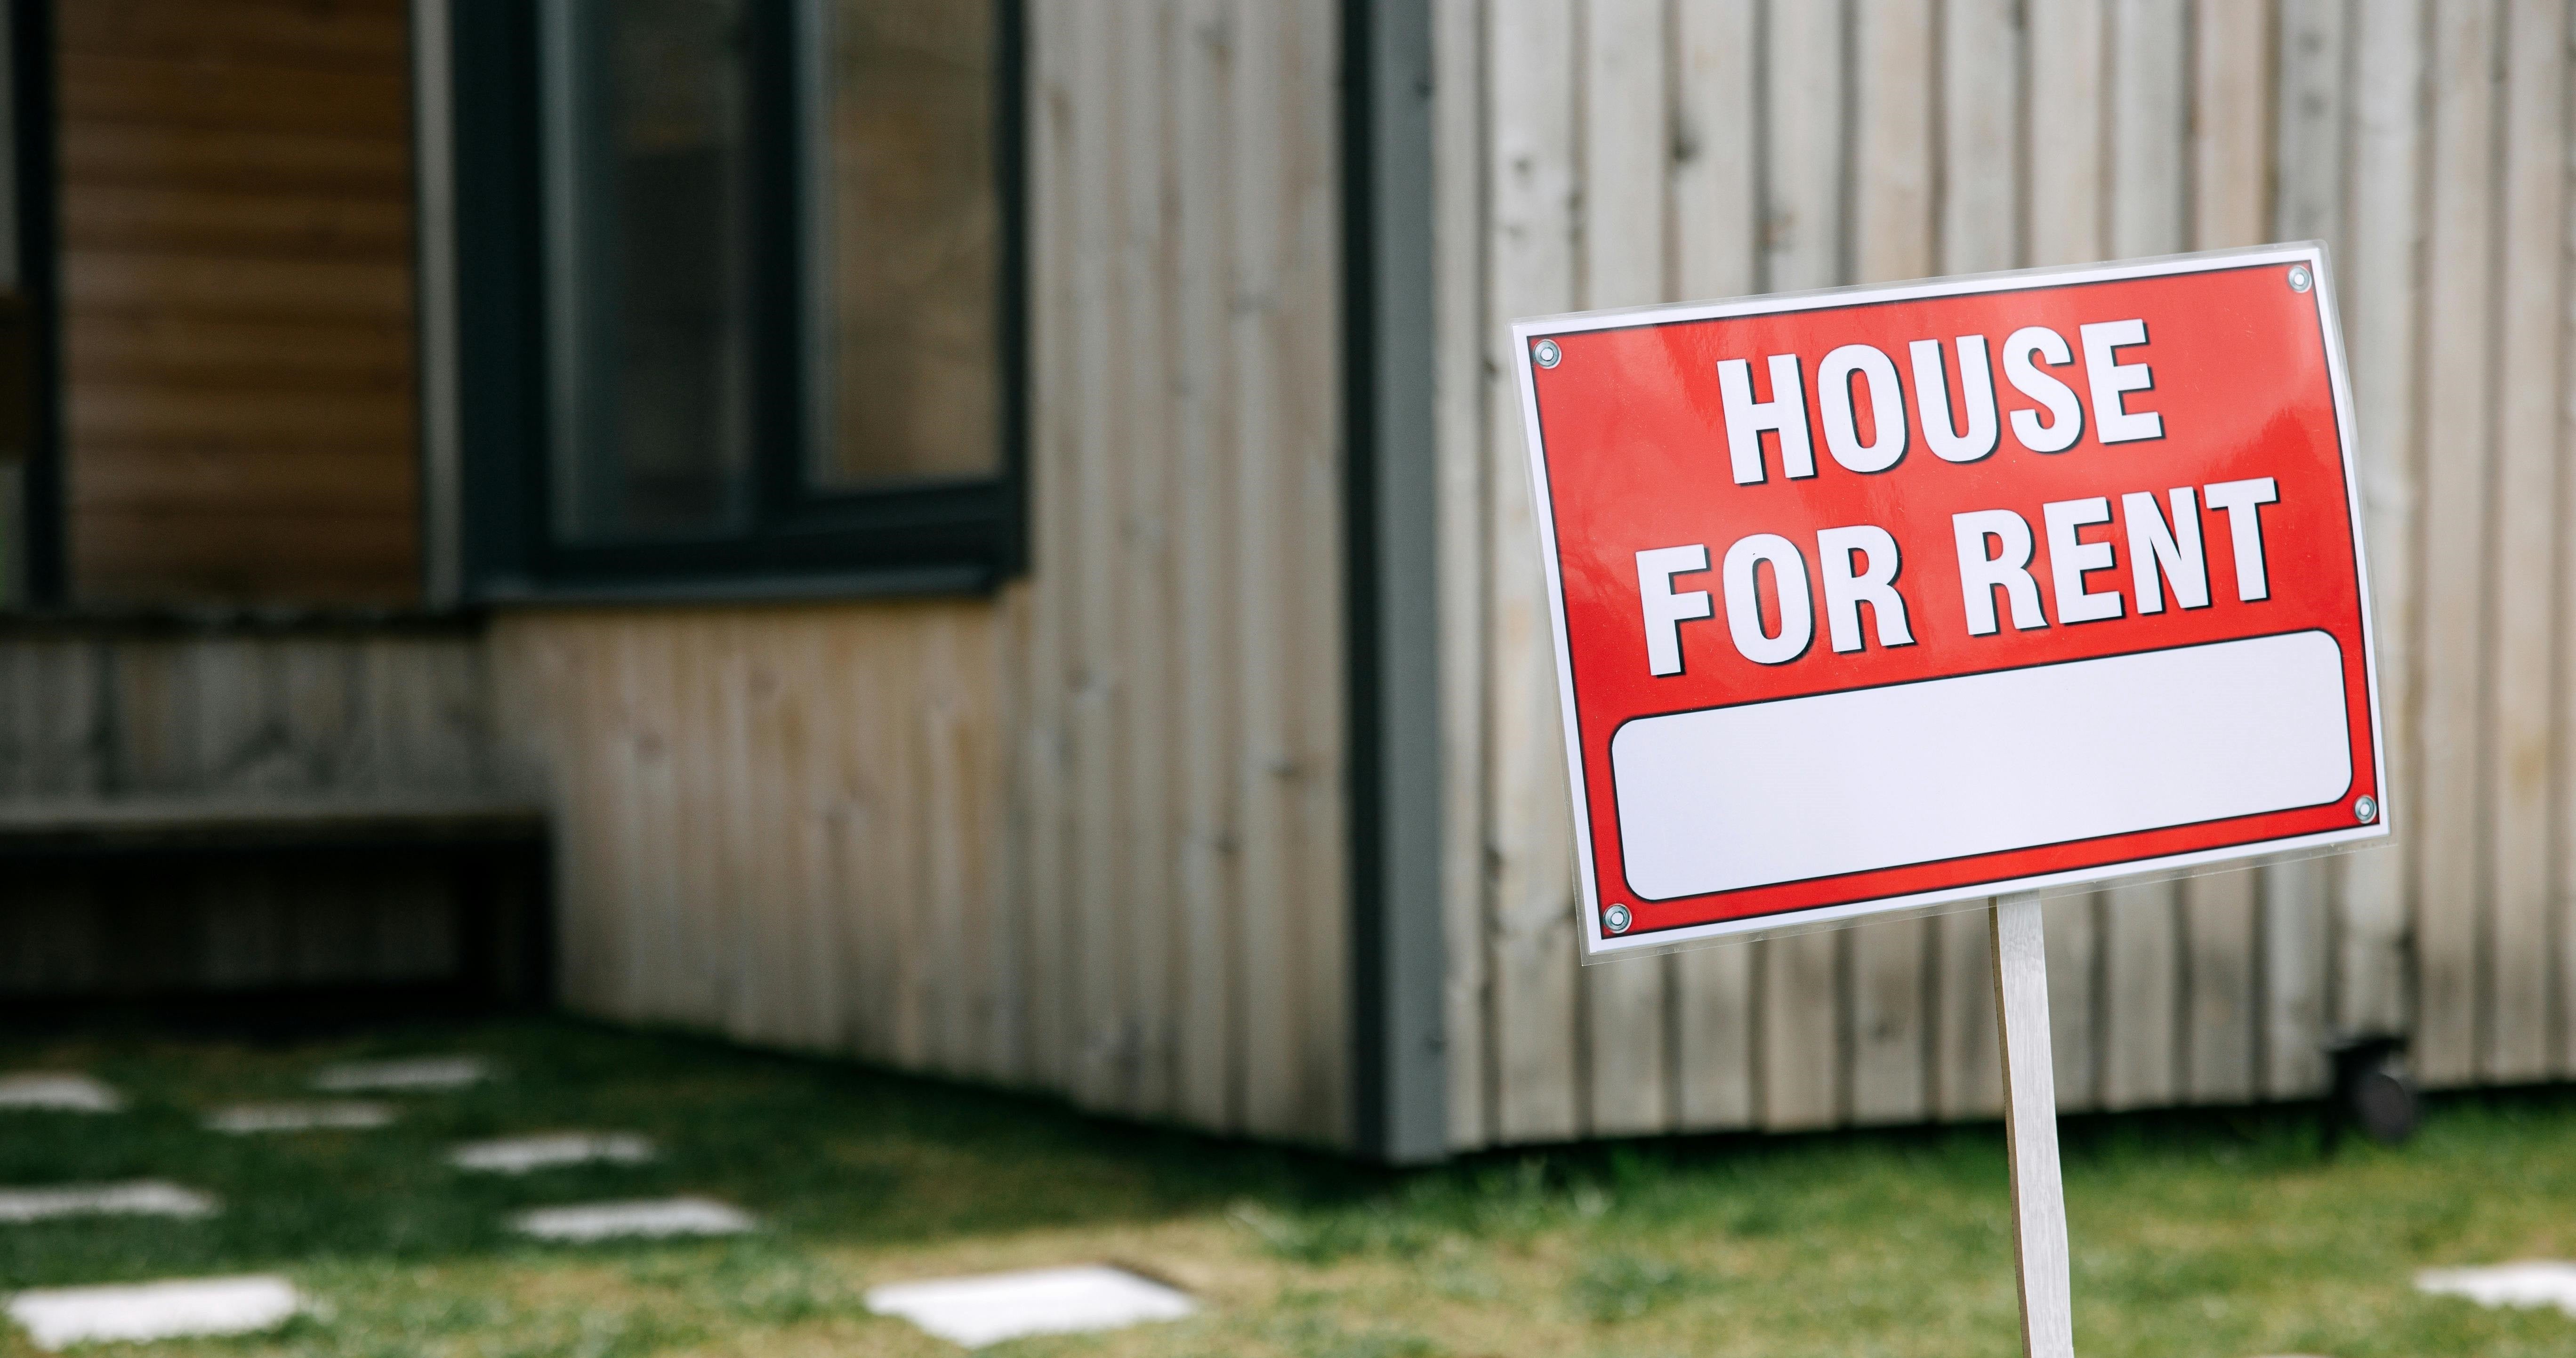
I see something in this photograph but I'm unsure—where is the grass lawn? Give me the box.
[2,1017,2573,1356]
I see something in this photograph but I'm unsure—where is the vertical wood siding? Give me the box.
[490,607,1006,1061]
[485,0,2576,1154]
[1435,0,2576,1148]
[489,0,1350,1148]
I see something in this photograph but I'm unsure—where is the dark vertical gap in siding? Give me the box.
[2250,0,2278,1099]
[9,0,59,606]
[2087,0,2117,1112]
[1220,0,1252,1139]
[1565,0,1595,1141]
[1155,0,1186,1136]
[1657,0,1686,1137]
[2470,0,2509,1078]
[1473,0,1503,1150]
[2011,0,2030,271]
[1833,0,1857,289]
[1924,0,1952,1120]
[1746,0,1772,1130]
[1342,0,1386,1159]
[2548,0,2576,1080]
[2398,0,2435,1052]
[2248,0,2277,1097]
[995,0,1035,582]
[2172,0,2199,1098]
[1831,0,1857,1128]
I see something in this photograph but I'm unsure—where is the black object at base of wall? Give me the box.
[0,838,552,1027]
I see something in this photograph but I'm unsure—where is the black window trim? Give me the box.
[450,0,1028,606]
[8,0,64,608]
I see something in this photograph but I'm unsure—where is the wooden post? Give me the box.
[1990,891,2075,1358]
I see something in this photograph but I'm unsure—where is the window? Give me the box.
[543,0,758,544]
[451,0,1024,599]
[808,2,1004,490]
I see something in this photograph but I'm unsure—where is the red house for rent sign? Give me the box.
[1511,246,2389,961]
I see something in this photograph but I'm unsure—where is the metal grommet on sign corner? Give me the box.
[1533,338,1562,369]
[1603,903,1633,934]
[2353,794,2378,824]
[2287,265,2313,293]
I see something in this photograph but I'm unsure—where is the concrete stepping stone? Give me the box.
[7,1275,300,1350]
[205,1102,397,1134]
[451,1132,652,1174]
[509,1196,752,1242]
[865,1265,1198,1348]
[0,1074,123,1114]
[0,1182,217,1223]
[2418,1261,2576,1316]
[311,1055,492,1093]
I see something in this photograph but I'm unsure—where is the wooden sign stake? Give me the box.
[1990,891,2075,1358]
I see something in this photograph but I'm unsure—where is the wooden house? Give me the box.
[1,0,2572,1160]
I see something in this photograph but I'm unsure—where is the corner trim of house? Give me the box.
[1344,0,1447,1164]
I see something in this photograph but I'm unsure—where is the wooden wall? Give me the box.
[1434,0,2576,1150]
[0,623,491,801]
[495,0,2576,1156]
[0,621,500,995]
[56,0,419,606]
[491,0,1353,1147]
[489,607,1017,1072]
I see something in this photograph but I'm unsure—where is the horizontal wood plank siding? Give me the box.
[56,0,419,606]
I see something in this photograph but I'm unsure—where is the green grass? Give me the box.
[2,1017,2574,1356]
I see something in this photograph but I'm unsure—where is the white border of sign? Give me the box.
[1510,242,2391,962]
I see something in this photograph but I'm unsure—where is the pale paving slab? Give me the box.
[2417,1261,2576,1316]
[0,1182,216,1223]
[510,1197,753,1242]
[0,1074,122,1114]
[865,1265,1199,1348]
[8,1276,300,1350]
[206,1102,397,1134]
[451,1132,653,1173]
[311,1055,492,1092]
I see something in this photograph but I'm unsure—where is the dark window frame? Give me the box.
[450,0,1028,604]
[8,0,64,608]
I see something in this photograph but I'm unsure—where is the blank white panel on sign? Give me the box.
[1609,631,2352,901]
